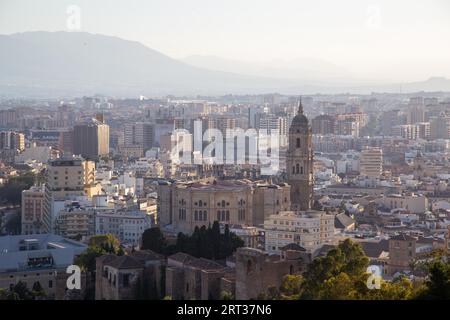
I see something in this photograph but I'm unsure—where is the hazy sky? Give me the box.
[1,0,450,82]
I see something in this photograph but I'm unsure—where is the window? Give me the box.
[48,280,53,288]
[296,138,301,148]
[123,274,130,287]
[238,209,245,221]
[246,260,253,275]
[296,164,299,174]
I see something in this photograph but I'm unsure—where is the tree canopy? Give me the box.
[75,234,124,272]
[0,172,37,205]
[278,239,422,300]
[141,222,244,260]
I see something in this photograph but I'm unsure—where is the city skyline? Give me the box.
[2,0,450,305]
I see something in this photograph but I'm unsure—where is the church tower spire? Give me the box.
[286,97,314,211]
[298,97,303,115]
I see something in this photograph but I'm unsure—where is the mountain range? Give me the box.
[1,31,450,98]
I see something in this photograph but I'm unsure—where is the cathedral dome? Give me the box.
[289,100,310,133]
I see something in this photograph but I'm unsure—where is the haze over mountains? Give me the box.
[0,31,449,98]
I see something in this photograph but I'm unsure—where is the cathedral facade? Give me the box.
[286,99,314,211]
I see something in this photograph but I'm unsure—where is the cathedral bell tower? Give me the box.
[286,98,314,211]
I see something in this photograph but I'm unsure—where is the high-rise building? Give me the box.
[123,122,154,151]
[0,109,17,128]
[335,119,359,137]
[58,129,74,155]
[381,110,400,136]
[0,131,25,151]
[359,147,383,178]
[430,114,450,140]
[286,100,314,211]
[407,105,425,124]
[415,122,431,139]
[311,114,336,135]
[258,115,287,136]
[211,117,236,136]
[73,118,109,159]
[21,185,46,235]
[42,156,95,232]
[56,105,76,127]
[335,113,368,128]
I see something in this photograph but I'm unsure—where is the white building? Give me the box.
[95,210,152,246]
[264,210,335,255]
[0,234,87,299]
[15,144,54,164]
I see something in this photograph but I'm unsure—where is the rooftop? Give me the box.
[0,234,87,273]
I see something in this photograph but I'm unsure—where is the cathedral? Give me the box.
[286,99,314,211]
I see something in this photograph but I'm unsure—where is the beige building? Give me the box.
[264,210,335,254]
[165,252,234,300]
[335,112,369,128]
[21,185,46,235]
[286,100,314,211]
[119,145,144,158]
[73,118,109,160]
[359,147,383,178]
[95,251,165,300]
[387,234,416,276]
[54,204,95,239]
[376,193,428,214]
[235,246,310,300]
[157,179,291,234]
[43,156,96,233]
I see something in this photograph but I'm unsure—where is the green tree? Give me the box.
[419,260,450,299]
[221,290,235,300]
[0,288,7,300]
[31,281,46,299]
[141,227,167,254]
[173,222,244,260]
[367,276,417,300]
[8,281,33,300]
[300,239,369,299]
[293,239,420,300]
[75,234,123,272]
[0,172,37,205]
[279,274,303,300]
[4,212,21,235]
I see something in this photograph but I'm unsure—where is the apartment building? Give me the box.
[21,185,46,235]
[264,210,335,254]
